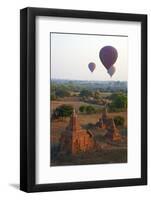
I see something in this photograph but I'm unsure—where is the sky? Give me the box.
[50,32,128,81]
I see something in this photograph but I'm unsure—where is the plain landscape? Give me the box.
[50,79,127,166]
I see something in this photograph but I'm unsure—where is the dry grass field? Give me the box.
[51,98,101,113]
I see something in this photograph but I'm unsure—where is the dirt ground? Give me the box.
[51,148,127,166]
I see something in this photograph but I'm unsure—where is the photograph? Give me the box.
[20,7,147,193]
[50,32,128,166]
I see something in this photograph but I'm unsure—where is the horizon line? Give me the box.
[51,78,127,82]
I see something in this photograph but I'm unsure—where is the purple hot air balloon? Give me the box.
[107,66,116,77]
[88,62,96,72]
[99,46,118,70]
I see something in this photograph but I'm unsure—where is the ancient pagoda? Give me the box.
[59,109,95,154]
[105,118,121,142]
[95,106,122,142]
[96,106,109,129]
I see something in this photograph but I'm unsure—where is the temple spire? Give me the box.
[67,108,81,132]
[111,118,116,130]
[72,108,76,116]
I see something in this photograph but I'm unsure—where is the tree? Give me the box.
[114,116,124,127]
[52,104,73,120]
[79,89,93,97]
[55,88,70,98]
[114,94,127,108]
[79,105,86,113]
[85,105,96,114]
[109,93,127,111]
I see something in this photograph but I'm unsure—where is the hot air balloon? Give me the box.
[99,46,118,70]
[99,46,118,77]
[107,66,116,77]
[88,62,96,72]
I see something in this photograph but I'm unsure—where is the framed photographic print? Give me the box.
[20,7,147,192]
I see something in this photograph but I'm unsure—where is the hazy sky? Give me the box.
[50,33,128,81]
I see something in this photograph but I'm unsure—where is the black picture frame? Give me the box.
[20,7,147,192]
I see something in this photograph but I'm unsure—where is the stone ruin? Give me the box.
[105,118,121,141]
[95,106,109,129]
[59,109,95,155]
[95,106,121,142]
[59,107,122,155]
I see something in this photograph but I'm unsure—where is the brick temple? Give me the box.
[96,106,109,129]
[96,106,121,142]
[59,107,122,155]
[59,109,95,154]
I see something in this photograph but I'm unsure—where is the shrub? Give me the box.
[55,89,70,98]
[108,93,127,112]
[114,116,124,127]
[52,104,73,120]
[79,105,86,113]
[85,105,96,114]
[79,90,93,97]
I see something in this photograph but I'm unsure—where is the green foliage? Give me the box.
[109,93,127,112]
[86,105,96,114]
[80,105,96,114]
[114,116,124,127]
[79,105,97,114]
[79,90,93,97]
[55,88,70,98]
[52,104,73,120]
[79,105,86,113]
[51,83,71,98]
